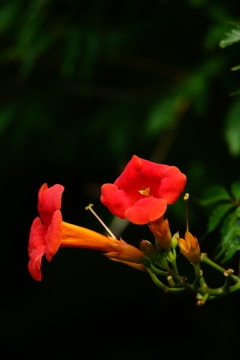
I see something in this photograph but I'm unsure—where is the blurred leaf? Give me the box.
[147,95,178,136]
[221,242,239,263]
[231,64,240,71]
[207,203,235,233]
[236,206,240,217]
[0,2,20,34]
[61,28,80,77]
[231,182,240,202]
[200,185,232,206]
[0,106,15,135]
[229,88,240,96]
[219,25,240,48]
[224,100,240,156]
[216,213,240,262]
[205,24,228,50]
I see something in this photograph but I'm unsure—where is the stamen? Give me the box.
[184,193,189,233]
[85,203,117,239]
[139,187,151,197]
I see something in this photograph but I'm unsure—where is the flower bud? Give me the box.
[149,217,172,250]
[178,231,201,264]
[140,240,157,260]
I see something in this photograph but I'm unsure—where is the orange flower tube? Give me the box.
[28,183,144,281]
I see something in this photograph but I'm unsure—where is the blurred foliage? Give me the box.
[200,183,240,263]
[0,0,240,262]
[2,0,240,357]
[0,0,240,169]
[0,0,239,252]
[219,21,240,96]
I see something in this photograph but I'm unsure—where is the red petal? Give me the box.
[100,183,133,219]
[157,166,187,204]
[115,155,169,201]
[28,217,47,257]
[28,245,47,281]
[125,197,167,224]
[38,184,64,224]
[45,210,63,262]
[38,183,48,209]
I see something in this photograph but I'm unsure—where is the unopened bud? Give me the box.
[171,232,179,249]
[140,240,157,260]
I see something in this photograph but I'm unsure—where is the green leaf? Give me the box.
[236,206,240,217]
[207,203,235,233]
[231,182,240,202]
[200,185,232,206]
[222,243,238,263]
[0,2,20,34]
[219,26,240,48]
[146,95,186,136]
[224,100,240,156]
[216,213,240,262]
[231,64,240,71]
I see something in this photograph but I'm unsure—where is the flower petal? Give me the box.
[114,155,168,201]
[28,217,47,257]
[177,238,188,253]
[45,210,63,262]
[157,166,187,204]
[28,245,47,281]
[100,183,133,219]
[38,183,64,225]
[125,197,167,224]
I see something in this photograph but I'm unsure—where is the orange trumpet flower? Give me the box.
[28,183,144,281]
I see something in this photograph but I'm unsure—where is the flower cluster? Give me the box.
[28,155,201,286]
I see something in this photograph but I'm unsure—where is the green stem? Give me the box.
[191,263,202,291]
[196,293,210,306]
[150,264,169,277]
[201,253,240,284]
[148,271,186,294]
[167,249,179,282]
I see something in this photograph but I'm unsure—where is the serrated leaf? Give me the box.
[231,64,240,71]
[231,182,240,202]
[219,27,240,48]
[215,213,240,262]
[221,244,238,263]
[207,203,235,233]
[200,185,232,206]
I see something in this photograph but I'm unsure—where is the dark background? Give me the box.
[1,0,240,358]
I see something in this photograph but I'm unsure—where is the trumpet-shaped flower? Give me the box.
[101,155,186,225]
[178,231,201,264]
[149,217,172,250]
[28,183,144,281]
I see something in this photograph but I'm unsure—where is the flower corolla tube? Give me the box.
[28,183,145,281]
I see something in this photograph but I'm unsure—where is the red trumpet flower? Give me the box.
[101,155,186,225]
[28,183,144,280]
